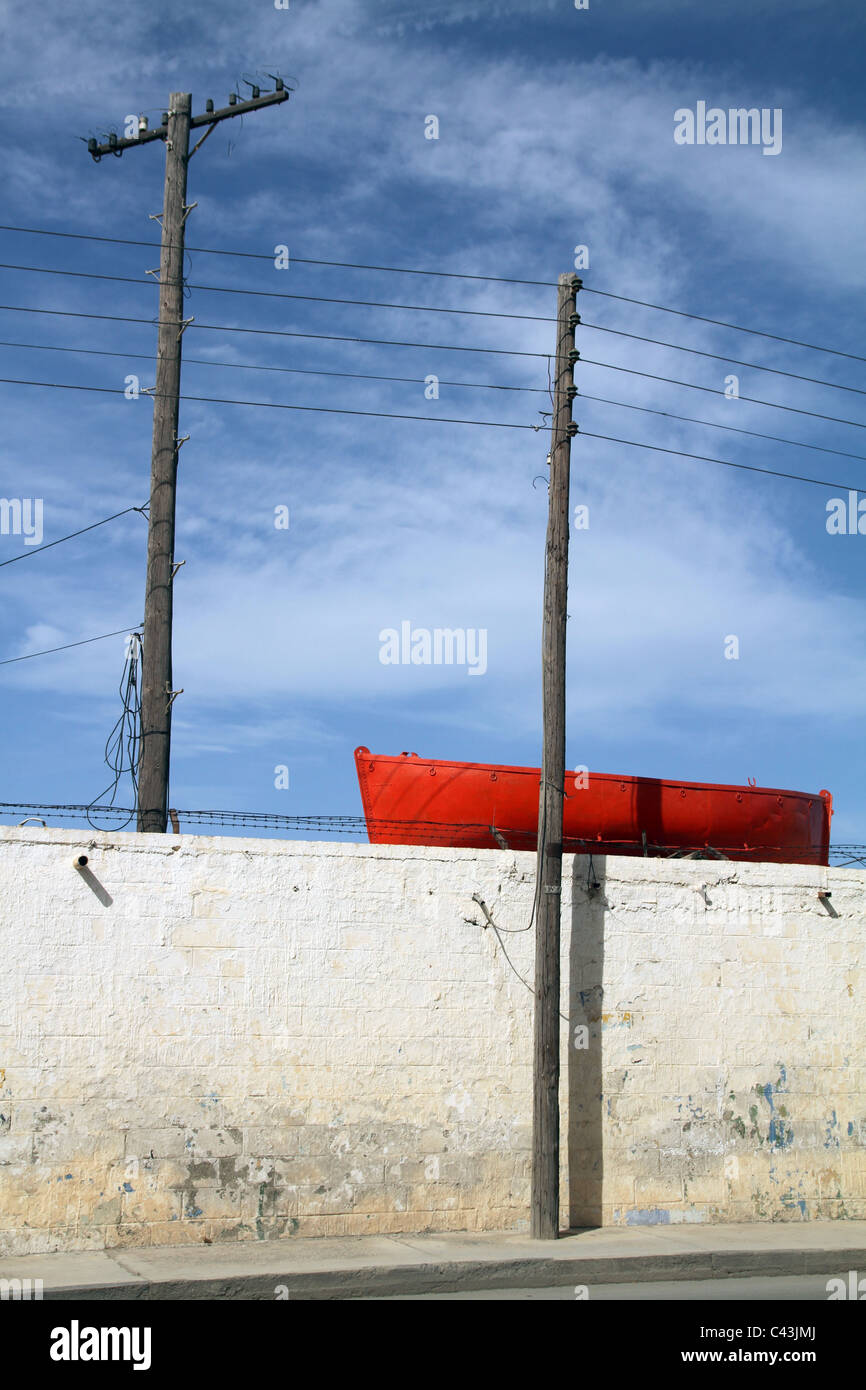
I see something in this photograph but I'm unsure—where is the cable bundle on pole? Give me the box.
[85,632,143,831]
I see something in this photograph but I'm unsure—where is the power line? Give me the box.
[0,337,548,395]
[1,335,864,463]
[0,375,540,430]
[2,303,865,431]
[580,358,866,432]
[0,626,140,667]
[582,286,866,365]
[3,261,862,398]
[0,223,862,365]
[0,504,148,568]
[577,428,857,490]
[0,373,860,491]
[0,303,550,358]
[580,321,866,397]
[0,261,555,324]
[0,223,559,287]
[575,393,866,464]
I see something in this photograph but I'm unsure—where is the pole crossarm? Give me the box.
[86,86,289,161]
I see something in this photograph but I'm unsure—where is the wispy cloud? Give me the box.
[0,0,862,828]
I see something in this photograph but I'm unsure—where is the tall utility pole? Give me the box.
[531,271,580,1240]
[139,92,190,836]
[86,82,290,831]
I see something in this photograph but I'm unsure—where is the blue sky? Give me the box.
[0,0,864,849]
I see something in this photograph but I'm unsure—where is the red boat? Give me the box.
[354,747,832,865]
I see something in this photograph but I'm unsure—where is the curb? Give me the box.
[39,1244,866,1300]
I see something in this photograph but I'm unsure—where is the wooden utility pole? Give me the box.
[531,271,580,1239]
[85,82,290,831]
[137,91,190,833]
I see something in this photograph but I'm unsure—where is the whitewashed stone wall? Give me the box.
[0,824,862,1254]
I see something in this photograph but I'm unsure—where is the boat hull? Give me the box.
[354,748,832,865]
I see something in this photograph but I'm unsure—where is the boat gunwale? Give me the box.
[353,747,831,806]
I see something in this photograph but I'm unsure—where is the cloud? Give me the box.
[0,0,863,828]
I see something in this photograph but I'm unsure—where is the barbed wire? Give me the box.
[0,801,851,862]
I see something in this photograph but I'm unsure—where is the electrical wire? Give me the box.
[0,261,555,324]
[0,303,550,358]
[0,337,548,395]
[525,782,547,952]
[575,392,866,464]
[576,428,859,490]
[0,627,140,667]
[0,504,148,568]
[485,924,573,1026]
[0,375,540,429]
[580,357,866,431]
[1,336,863,463]
[579,321,866,397]
[85,633,142,831]
[1,304,864,431]
[578,288,866,365]
[0,374,861,491]
[0,225,560,283]
[3,262,862,398]
[0,223,862,365]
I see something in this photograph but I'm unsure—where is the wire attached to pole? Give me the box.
[85,632,143,831]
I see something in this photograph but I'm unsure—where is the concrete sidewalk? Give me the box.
[2,1222,866,1299]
